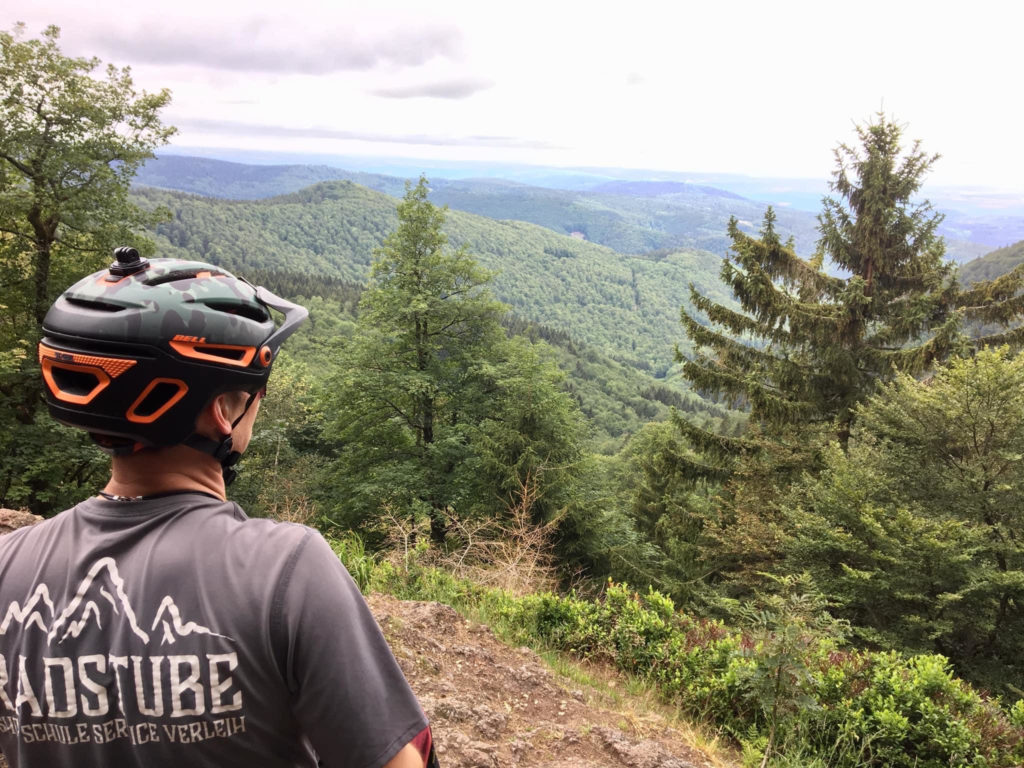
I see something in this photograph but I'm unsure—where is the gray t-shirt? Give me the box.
[0,493,427,768]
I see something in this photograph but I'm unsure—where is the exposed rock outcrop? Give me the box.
[0,508,42,536]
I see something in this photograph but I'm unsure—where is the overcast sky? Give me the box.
[8,0,1023,191]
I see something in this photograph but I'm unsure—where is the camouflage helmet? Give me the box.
[40,248,308,450]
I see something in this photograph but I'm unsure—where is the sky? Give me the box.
[8,0,1024,191]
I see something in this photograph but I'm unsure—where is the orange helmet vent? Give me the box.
[38,344,138,405]
[168,339,257,368]
[126,378,188,424]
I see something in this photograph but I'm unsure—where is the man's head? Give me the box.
[39,247,307,479]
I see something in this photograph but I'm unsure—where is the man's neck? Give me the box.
[104,443,227,501]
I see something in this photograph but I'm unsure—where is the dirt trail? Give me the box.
[370,593,724,768]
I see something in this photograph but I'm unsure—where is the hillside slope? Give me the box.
[135,155,995,263]
[135,183,732,374]
[135,155,821,257]
[370,593,724,768]
[959,238,1024,284]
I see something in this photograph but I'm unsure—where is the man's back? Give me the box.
[0,493,427,767]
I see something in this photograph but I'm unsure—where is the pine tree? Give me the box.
[676,115,1024,473]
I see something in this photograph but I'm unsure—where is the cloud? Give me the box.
[175,118,561,150]
[80,20,463,74]
[370,78,494,100]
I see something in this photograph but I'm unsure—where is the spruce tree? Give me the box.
[676,115,1024,472]
[669,116,1024,601]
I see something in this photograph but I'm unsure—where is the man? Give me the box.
[0,248,433,767]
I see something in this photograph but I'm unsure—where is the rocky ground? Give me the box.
[371,593,729,768]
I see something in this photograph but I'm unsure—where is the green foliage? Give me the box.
[785,347,1024,696]
[0,24,173,514]
[330,539,1024,767]
[733,574,847,764]
[667,117,1024,612]
[0,413,108,513]
[229,353,327,518]
[316,178,586,546]
[679,119,1024,472]
[613,421,720,601]
[0,23,174,329]
[680,116,963,452]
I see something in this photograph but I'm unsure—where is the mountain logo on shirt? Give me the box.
[0,557,233,646]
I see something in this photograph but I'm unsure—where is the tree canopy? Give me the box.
[0,24,174,511]
[0,24,174,327]
[786,347,1024,695]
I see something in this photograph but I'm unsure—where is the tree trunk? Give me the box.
[27,203,58,326]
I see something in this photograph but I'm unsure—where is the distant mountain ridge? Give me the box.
[135,155,407,200]
[136,155,996,263]
[135,155,822,258]
[589,180,745,199]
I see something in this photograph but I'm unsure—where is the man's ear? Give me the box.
[201,393,236,438]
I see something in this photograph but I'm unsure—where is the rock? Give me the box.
[434,701,473,722]
[0,508,42,536]
[471,705,507,739]
[460,747,495,768]
[593,726,698,768]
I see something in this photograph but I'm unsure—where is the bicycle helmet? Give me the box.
[39,247,308,477]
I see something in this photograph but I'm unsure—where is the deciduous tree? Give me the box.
[1,23,174,332]
[0,24,173,513]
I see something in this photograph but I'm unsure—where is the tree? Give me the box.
[785,347,1024,695]
[677,115,1024,470]
[1,24,174,331]
[0,24,174,513]
[667,116,1024,601]
[318,177,584,545]
[678,118,952,459]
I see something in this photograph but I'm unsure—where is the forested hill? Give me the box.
[959,238,1024,284]
[135,155,409,199]
[135,182,732,376]
[135,155,993,263]
[135,154,822,257]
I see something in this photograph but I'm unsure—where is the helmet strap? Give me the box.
[184,389,262,487]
